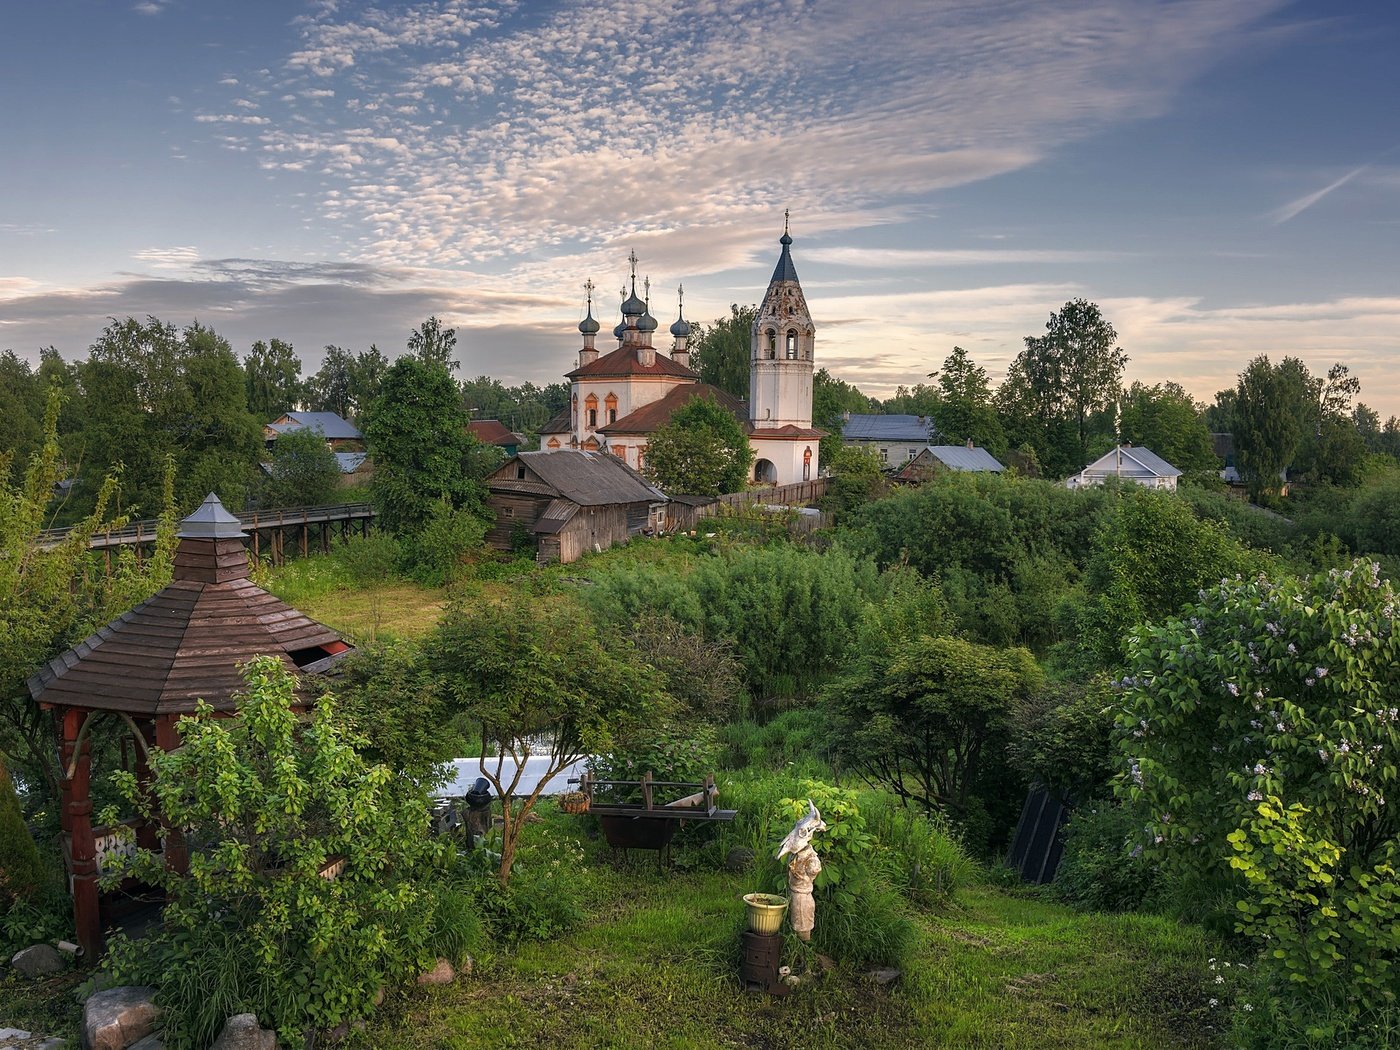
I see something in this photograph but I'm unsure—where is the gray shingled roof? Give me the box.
[493,450,666,506]
[268,412,362,440]
[923,446,1005,472]
[842,414,936,442]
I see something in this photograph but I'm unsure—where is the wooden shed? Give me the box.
[485,450,667,564]
[27,493,354,955]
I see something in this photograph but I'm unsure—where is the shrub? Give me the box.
[103,658,445,1048]
[588,721,721,804]
[1119,562,1400,1025]
[0,757,46,905]
[404,497,487,586]
[861,795,978,905]
[1052,800,1165,912]
[719,707,831,771]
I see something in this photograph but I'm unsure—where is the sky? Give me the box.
[2,0,1399,414]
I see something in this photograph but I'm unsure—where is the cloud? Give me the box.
[133,246,200,268]
[805,247,1127,268]
[133,1,165,14]
[1270,163,1369,224]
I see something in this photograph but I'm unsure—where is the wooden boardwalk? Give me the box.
[38,502,376,565]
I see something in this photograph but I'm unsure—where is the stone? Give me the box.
[0,1028,33,1041]
[38,1040,69,1050]
[416,958,455,985]
[128,1035,165,1050]
[210,1013,276,1050]
[867,967,901,987]
[10,944,66,978]
[82,985,159,1050]
[725,847,755,873]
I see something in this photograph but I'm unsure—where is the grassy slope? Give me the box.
[352,871,1219,1050]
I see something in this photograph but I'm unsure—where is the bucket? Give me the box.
[742,893,788,935]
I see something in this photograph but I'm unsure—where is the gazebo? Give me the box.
[28,494,355,955]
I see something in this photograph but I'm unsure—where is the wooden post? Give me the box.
[641,771,654,811]
[59,708,103,957]
[154,716,189,876]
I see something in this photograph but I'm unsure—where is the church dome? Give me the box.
[621,288,647,317]
[669,315,691,338]
[637,311,658,333]
[613,319,626,339]
[579,309,600,336]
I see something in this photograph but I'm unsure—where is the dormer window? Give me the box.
[516,465,527,480]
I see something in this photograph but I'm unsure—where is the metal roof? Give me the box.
[490,450,666,506]
[769,231,800,284]
[923,445,1005,472]
[334,452,368,473]
[842,414,935,442]
[178,493,246,539]
[1078,445,1182,479]
[268,412,362,440]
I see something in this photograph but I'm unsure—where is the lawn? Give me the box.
[348,849,1221,1050]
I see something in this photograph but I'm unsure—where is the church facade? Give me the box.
[537,227,823,488]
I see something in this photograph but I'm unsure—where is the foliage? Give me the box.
[1177,483,1297,554]
[407,316,460,370]
[363,356,484,533]
[628,614,742,722]
[1,393,175,797]
[588,721,721,804]
[1350,478,1400,556]
[812,368,873,462]
[103,658,445,1048]
[305,345,387,423]
[827,634,1041,840]
[334,531,403,641]
[333,640,460,781]
[822,443,887,516]
[403,497,487,587]
[459,375,569,442]
[643,392,754,496]
[1118,563,1400,1023]
[1053,800,1167,912]
[719,707,832,772]
[425,593,667,883]
[260,426,341,508]
[861,794,979,905]
[1232,355,1310,499]
[243,338,303,419]
[0,756,47,903]
[1117,381,1217,478]
[931,346,1005,455]
[1007,677,1117,797]
[689,303,755,400]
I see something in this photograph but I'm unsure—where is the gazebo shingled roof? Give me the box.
[28,493,352,715]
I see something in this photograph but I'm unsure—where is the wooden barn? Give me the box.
[485,450,667,564]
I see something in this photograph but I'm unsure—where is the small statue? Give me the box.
[776,800,827,942]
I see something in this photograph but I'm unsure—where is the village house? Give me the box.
[839,414,937,466]
[1065,445,1182,491]
[263,410,372,483]
[468,418,523,457]
[896,442,1005,482]
[485,449,667,565]
[537,224,823,487]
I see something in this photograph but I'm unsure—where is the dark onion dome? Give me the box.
[637,310,659,333]
[613,319,626,338]
[579,308,600,336]
[670,314,691,338]
[621,287,647,317]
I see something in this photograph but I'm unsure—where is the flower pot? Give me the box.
[743,892,788,935]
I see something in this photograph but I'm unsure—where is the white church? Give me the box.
[538,225,824,487]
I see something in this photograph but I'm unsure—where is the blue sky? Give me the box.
[2,0,1399,414]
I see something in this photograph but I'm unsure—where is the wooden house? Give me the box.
[896,443,1005,483]
[486,450,666,564]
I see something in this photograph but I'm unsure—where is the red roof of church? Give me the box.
[599,384,749,436]
[565,345,698,380]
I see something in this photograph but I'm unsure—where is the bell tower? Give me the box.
[750,213,814,430]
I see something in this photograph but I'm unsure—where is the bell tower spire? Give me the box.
[750,215,814,430]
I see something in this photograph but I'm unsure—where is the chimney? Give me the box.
[966,438,974,449]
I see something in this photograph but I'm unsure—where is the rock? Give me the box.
[725,847,755,873]
[210,1013,276,1050]
[82,985,159,1050]
[416,958,455,985]
[10,944,66,978]
[0,1028,33,1041]
[372,986,386,1007]
[867,967,901,987]
[38,1039,69,1050]
[816,954,837,973]
[128,1035,165,1050]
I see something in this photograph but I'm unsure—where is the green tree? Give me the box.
[643,393,754,496]
[827,634,1042,820]
[426,595,666,884]
[812,368,873,463]
[1116,381,1217,477]
[178,322,263,510]
[261,427,341,509]
[690,304,755,399]
[823,444,887,515]
[0,352,44,481]
[931,346,1005,454]
[362,357,483,534]
[243,338,303,420]
[407,317,459,371]
[306,346,357,419]
[105,657,445,1047]
[1233,355,1307,500]
[1119,564,1400,1025]
[0,755,47,903]
[1,392,175,797]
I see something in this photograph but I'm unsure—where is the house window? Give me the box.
[879,448,889,464]
[908,448,918,461]
[584,393,599,430]
[516,465,526,480]
[786,330,798,359]
[505,507,514,517]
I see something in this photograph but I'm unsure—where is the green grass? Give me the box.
[346,846,1222,1050]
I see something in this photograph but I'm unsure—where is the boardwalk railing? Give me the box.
[37,502,376,553]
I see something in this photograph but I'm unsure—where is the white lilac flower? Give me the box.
[1305,677,1315,687]
[1209,998,1219,1008]
[1247,790,1263,802]
[1314,666,1328,678]
[1227,683,1240,697]
[1215,975,1225,984]
[1288,643,1297,654]
[1243,1003,1254,1012]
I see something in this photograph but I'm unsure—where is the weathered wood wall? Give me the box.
[485,493,549,550]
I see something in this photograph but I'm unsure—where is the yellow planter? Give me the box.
[742,893,788,935]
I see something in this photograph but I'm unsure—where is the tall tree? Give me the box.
[306,346,357,419]
[362,356,483,533]
[178,322,262,509]
[1117,381,1217,476]
[260,427,342,509]
[812,368,873,463]
[0,351,44,479]
[243,338,303,420]
[931,346,1005,454]
[1001,300,1126,475]
[1233,355,1304,500]
[643,393,754,496]
[407,317,459,371]
[690,304,755,400]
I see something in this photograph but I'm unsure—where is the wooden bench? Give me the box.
[569,772,737,866]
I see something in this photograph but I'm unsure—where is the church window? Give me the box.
[612,444,626,459]
[546,437,560,449]
[786,330,798,359]
[585,393,599,430]
[605,392,618,425]
[588,408,598,428]
[765,329,777,359]
[609,409,617,423]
